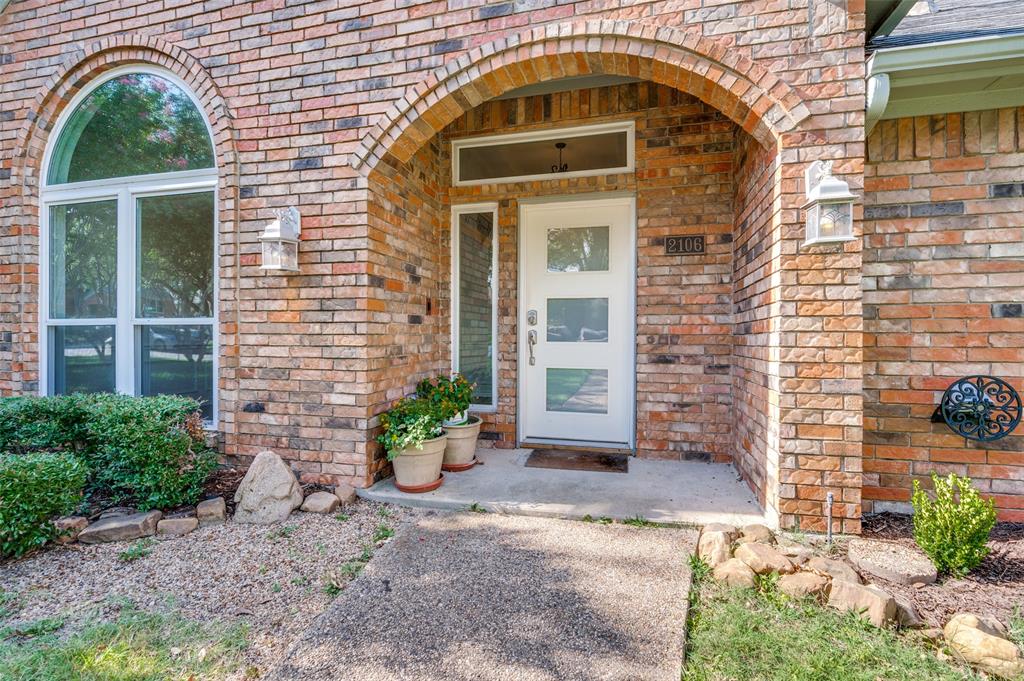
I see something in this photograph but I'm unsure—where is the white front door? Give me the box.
[519,196,635,448]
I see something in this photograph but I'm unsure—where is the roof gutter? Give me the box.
[866,33,1024,133]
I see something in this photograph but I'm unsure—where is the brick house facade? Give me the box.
[0,0,1019,531]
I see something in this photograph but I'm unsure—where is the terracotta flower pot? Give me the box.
[442,415,481,471]
[392,433,447,492]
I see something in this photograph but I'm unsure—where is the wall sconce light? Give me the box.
[260,206,301,272]
[802,160,856,246]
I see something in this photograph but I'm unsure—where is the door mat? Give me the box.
[524,449,629,474]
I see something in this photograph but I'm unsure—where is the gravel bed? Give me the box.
[0,499,418,677]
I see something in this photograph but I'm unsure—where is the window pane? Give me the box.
[138,324,213,419]
[47,73,214,184]
[49,201,118,319]
[457,211,494,407]
[458,130,628,182]
[547,298,608,342]
[50,325,115,394]
[546,369,608,414]
[547,226,609,272]
[137,192,215,318]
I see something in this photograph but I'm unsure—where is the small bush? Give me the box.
[0,395,93,455]
[0,452,88,558]
[0,394,216,511]
[83,395,215,510]
[912,473,997,577]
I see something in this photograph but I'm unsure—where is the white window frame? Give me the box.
[451,121,636,187]
[38,64,219,424]
[450,202,499,412]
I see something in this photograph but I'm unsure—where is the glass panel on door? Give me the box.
[546,368,609,414]
[546,225,609,272]
[547,298,608,342]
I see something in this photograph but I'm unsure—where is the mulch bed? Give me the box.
[860,513,1024,628]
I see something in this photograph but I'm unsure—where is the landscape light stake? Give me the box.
[826,491,834,545]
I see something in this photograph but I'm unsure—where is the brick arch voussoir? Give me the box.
[352,21,810,173]
[12,34,237,189]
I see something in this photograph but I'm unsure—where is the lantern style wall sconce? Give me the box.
[802,160,856,246]
[260,206,301,271]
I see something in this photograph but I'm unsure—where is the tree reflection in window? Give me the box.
[48,73,214,184]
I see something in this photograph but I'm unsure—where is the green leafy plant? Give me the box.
[0,394,216,511]
[416,374,475,424]
[376,396,443,460]
[0,452,88,558]
[80,395,216,510]
[468,502,487,514]
[266,524,297,541]
[118,538,156,563]
[373,524,395,542]
[911,473,997,577]
[623,515,655,528]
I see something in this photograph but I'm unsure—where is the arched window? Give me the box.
[40,67,218,420]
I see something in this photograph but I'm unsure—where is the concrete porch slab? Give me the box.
[360,448,765,527]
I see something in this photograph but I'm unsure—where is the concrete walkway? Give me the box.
[268,512,696,681]
[361,448,765,527]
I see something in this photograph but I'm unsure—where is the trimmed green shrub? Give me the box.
[79,395,216,510]
[0,452,88,558]
[0,394,216,511]
[912,472,997,577]
[0,394,93,455]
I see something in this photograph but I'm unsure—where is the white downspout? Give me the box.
[865,70,891,136]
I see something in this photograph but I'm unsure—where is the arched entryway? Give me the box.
[356,20,862,535]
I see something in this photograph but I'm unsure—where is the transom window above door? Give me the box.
[452,121,635,186]
[40,67,218,420]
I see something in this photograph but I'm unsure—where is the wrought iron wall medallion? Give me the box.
[932,375,1022,442]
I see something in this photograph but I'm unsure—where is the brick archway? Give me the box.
[351,20,812,173]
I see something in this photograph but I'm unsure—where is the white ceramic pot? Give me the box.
[392,434,447,489]
[443,415,481,466]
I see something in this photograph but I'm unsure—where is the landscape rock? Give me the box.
[894,594,924,629]
[157,517,199,537]
[53,516,89,544]
[778,572,830,599]
[301,491,340,514]
[232,451,304,524]
[713,558,756,589]
[740,523,774,544]
[702,523,738,538]
[847,538,937,586]
[774,539,814,565]
[78,511,162,544]
[99,506,136,519]
[334,484,358,505]
[697,529,733,568]
[735,542,795,575]
[805,556,862,584]
[827,579,897,627]
[196,497,226,525]
[944,613,1024,679]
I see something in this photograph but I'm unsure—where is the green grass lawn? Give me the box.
[684,565,980,681]
[0,603,247,681]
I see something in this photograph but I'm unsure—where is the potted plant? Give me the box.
[376,396,446,492]
[417,374,481,472]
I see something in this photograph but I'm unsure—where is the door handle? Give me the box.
[527,330,537,366]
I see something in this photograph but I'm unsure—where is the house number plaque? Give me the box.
[665,235,705,255]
